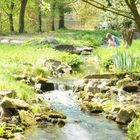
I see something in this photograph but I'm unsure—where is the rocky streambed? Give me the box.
[73,73,140,139]
[25,82,125,140]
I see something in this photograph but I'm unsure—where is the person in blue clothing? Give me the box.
[106,33,120,47]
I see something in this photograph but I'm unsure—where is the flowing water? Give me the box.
[25,82,125,140]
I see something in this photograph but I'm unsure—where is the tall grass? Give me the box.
[94,39,140,73]
[113,51,140,72]
[127,118,140,140]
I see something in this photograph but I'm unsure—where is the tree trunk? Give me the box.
[133,15,140,34]
[19,0,28,33]
[38,5,42,32]
[51,2,56,31]
[0,13,2,32]
[58,5,65,29]
[8,14,14,32]
[8,1,15,32]
[122,28,133,46]
[125,0,140,34]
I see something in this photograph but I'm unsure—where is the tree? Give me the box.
[82,0,140,34]
[58,4,65,29]
[73,0,101,28]
[36,0,42,32]
[50,1,56,30]
[0,0,19,32]
[19,0,28,33]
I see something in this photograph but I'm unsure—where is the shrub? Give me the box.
[102,57,114,70]
[65,54,84,68]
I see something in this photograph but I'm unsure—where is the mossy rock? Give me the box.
[116,108,137,124]
[1,98,30,117]
[3,132,15,139]
[1,98,30,109]
[18,110,37,126]
[116,77,132,88]
[48,111,66,119]
[83,92,94,101]
[12,127,23,133]
[57,119,66,127]
[40,114,50,122]
[81,102,103,113]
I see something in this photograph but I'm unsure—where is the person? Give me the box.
[106,33,120,47]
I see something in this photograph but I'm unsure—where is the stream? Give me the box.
[25,81,125,140]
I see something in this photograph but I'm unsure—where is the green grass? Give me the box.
[0,43,86,101]
[0,44,65,100]
[94,39,140,73]
[128,118,140,140]
[53,29,120,47]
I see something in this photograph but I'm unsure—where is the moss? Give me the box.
[81,102,103,113]
[18,110,37,126]
[48,111,67,119]
[116,77,132,88]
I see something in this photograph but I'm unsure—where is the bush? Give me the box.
[68,54,84,68]
[101,57,114,70]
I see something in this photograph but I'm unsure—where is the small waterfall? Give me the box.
[53,82,72,91]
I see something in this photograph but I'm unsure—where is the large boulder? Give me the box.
[84,73,116,79]
[40,59,72,77]
[132,73,140,80]
[1,98,30,117]
[116,108,137,124]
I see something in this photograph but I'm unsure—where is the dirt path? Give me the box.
[0,34,41,44]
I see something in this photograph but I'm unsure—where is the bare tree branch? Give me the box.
[88,0,130,15]
[82,0,134,20]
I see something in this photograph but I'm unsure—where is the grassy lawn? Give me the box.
[0,43,74,101]
[53,29,120,47]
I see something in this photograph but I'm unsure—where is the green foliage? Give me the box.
[32,67,50,77]
[62,54,84,68]
[101,57,114,70]
[102,99,120,114]
[0,126,4,136]
[113,51,140,72]
[127,118,140,140]
[94,39,140,73]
